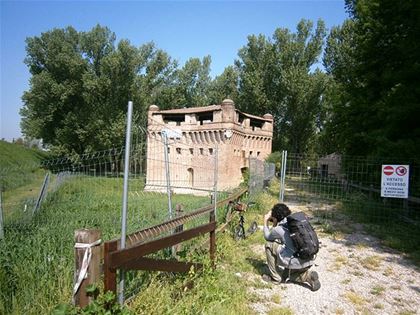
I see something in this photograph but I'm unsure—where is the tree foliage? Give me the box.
[235,20,327,153]
[22,8,419,160]
[21,26,165,154]
[323,0,420,159]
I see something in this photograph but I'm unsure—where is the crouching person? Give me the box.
[263,203,321,291]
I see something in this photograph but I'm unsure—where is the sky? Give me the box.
[0,0,348,141]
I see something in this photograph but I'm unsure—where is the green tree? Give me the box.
[323,0,420,158]
[172,56,212,107]
[20,26,178,155]
[207,65,239,104]
[235,19,327,153]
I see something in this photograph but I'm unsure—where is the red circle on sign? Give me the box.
[396,166,407,176]
[383,166,394,176]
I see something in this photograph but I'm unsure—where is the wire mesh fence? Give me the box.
[0,119,263,312]
[248,158,276,196]
[282,152,420,252]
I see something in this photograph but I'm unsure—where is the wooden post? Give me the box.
[74,229,101,307]
[104,241,118,295]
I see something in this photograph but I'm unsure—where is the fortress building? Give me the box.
[145,99,273,194]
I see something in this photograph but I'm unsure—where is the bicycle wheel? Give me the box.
[247,221,258,235]
[234,225,245,240]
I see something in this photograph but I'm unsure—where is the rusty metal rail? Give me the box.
[108,187,247,249]
[102,187,247,296]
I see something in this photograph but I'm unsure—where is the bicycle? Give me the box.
[226,201,258,240]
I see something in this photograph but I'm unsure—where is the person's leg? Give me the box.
[264,242,284,282]
[285,267,321,291]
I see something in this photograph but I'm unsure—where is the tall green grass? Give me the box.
[0,175,210,314]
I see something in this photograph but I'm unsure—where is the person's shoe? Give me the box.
[307,271,321,291]
[261,274,281,285]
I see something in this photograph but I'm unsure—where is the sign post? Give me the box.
[381,165,409,198]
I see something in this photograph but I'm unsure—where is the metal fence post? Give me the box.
[278,150,287,202]
[32,172,50,215]
[0,188,4,239]
[119,100,133,304]
[163,131,173,219]
[213,145,218,219]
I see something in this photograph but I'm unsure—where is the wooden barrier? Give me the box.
[103,210,216,295]
[74,187,248,305]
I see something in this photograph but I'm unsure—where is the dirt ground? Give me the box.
[242,201,420,315]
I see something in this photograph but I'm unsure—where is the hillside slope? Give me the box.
[0,140,48,190]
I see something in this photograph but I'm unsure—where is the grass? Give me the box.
[267,306,293,315]
[271,294,282,304]
[334,308,345,315]
[344,291,366,306]
[1,168,277,314]
[128,254,253,315]
[370,285,385,295]
[0,141,48,190]
[0,174,210,315]
[373,303,383,309]
[360,255,382,271]
[332,255,348,270]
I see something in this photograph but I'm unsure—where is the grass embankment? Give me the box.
[0,140,48,190]
[0,141,50,220]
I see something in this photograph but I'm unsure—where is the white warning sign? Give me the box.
[381,165,409,198]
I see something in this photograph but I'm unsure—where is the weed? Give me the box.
[351,269,364,277]
[320,220,335,234]
[397,311,416,315]
[334,307,345,314]
[373,303,383,309]
[267,306,294,315]
[360,309,374,315]
[335,255,347,264]
[271,294,282,304]
[331,255,348,271]
[246,292,261,303]
[383,266,394,276]
[370,285,385,295]
[341,278,351,285]
[252,280,273,290]
[344,291,366,306]
[360,255,382,270]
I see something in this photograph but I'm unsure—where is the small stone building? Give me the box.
[145,99,273,194]
[317,153,342,178]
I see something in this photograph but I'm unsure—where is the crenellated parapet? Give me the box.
[145,99,273,193]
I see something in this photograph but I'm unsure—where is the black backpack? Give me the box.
[286,212,319,260]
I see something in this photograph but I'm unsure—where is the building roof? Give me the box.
[152,104,272,122]
[154,105,221,115]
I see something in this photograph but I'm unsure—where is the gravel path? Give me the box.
[244,202,420,315]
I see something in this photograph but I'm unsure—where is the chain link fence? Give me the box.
[0,122,235,312]
[248,158,276,196]
[281,152,420,259]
